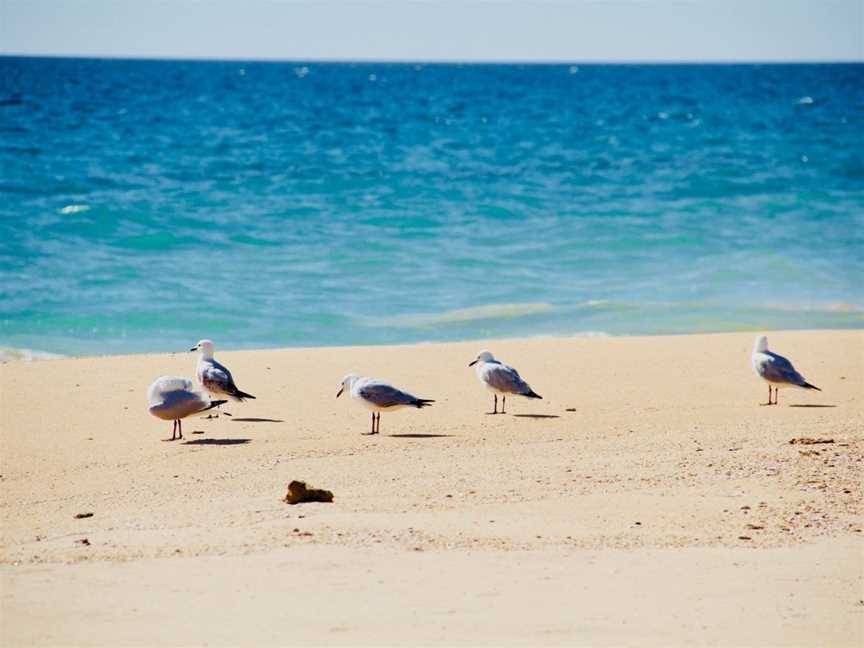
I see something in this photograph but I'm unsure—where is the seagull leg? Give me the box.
[773,387,779,406]
[363,412,376,435]
[375,412,380,435]
[501,395,506,414]
[493,394,498,414]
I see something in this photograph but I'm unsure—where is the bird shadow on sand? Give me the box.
[512,414,561,419]
[182,438,251,446]
[387,433,454,439]
[231,418,285,423]
[788,404,837,408]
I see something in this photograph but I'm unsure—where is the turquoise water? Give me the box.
[1,58,862,357]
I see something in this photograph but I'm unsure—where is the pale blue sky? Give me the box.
[2,0,862,62]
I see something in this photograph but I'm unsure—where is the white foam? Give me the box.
[763,302,864,314]
[0,347,66,363]
[371,303,554,328]
[59,204,90,215]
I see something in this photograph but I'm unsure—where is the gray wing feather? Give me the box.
[150,391,210,420]
[485,364,531,394]
[359,382,418,408]
[760,352,807,385]
[202,360,236,393]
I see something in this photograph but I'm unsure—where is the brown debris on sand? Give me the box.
[284,480,334,505]
[789,437,835,445]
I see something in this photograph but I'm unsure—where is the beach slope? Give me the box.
[1,330,862,646]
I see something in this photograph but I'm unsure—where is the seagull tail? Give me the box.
[204,400,228,411]
[525,389,542,399]
[414,399,435,408]
[802,382,821,391]
[231,389,257,401]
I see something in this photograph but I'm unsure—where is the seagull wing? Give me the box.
[483,363,532,395]
[148,376,194,406]
[150,388,213,420]
[760,351,807,386]
[200,360,236,394]
[358,381,420,408]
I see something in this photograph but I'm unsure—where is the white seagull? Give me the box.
[751,335,821,405]
[468,350,541,414]
[147,376,226,441]
[191,340,256,409]
[336,374,434,435]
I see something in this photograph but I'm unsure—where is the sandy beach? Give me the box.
[1,330,862,646]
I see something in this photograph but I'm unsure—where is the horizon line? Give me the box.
[2,53,862,66]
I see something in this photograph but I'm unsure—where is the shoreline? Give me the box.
[2,326,861,364]
[2,329,862,645]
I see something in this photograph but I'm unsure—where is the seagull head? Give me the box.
[337,373,361,398]
[190,339,215,358]
[468,350,495,367]
[754,335,768,353]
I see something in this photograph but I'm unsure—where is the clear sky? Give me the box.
[2,0,862,62]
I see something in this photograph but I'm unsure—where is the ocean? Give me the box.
[1,58,862,358]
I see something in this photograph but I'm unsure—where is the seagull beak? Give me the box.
[189,346,197,352]
[468,360,477,367]
[336,386,344,398]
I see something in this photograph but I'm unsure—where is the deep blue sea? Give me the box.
[1,58,862,358]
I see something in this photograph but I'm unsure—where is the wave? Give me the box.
[363,299,864,332]
[574,299,864,316]
[761,302,864,314]
[0,346,66,363]
[368,302,555,328]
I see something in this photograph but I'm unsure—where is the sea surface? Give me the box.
[1,58,862,358]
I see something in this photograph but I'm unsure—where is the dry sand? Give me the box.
[1,330,862,646]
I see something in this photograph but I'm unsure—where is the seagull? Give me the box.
[336,374,434,435]
[751,335,821,405]
[191,340,256,413]
[147,376,226,441]
[468,350,541,414]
